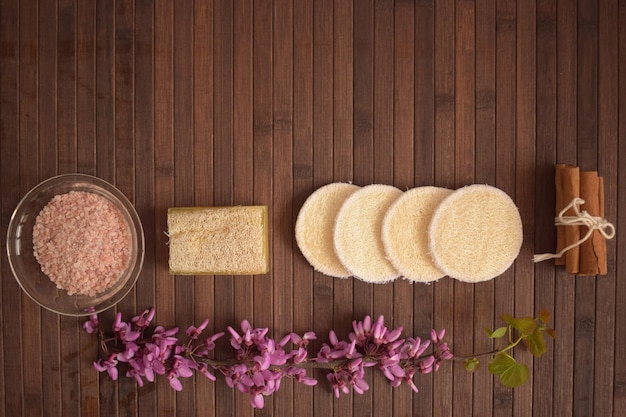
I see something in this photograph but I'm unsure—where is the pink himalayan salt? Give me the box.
[32,190,132,297]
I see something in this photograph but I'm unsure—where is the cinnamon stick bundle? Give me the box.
[555,164,580,273]
[550,164,610,276]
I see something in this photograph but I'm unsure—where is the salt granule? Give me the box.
[33,190,132,297]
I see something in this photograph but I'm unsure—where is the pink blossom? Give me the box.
[94,355,119,380]
[186,318,209,340]
[167,371,183,391]
[83,314,99,334]
[132,307,155,328]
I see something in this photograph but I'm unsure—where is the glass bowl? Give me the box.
[6,174,145,316]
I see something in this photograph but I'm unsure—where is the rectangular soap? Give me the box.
[167,206,270,275]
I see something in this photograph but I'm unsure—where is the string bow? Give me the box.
[533,197,615,263]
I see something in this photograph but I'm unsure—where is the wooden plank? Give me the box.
[614,4,626,416]
[412,2,436,415]
[372,0,395,415]
[554,0,578,416]
[132,0,157,415]
[574,2,598,417]
[393,0,415,192]
[114,2,139,415]
[56,2,82,417]
[211,0,235,414]
[351,1,375,415]
[230,0,254,358]
[353,0,374,188]
[351,16,375,413]
[37,0,63,413]
[173,0,194,208]
[0,0,22,416]
[231,1,254,415]
[454,0,476,188]
[134,0,157,310]
[18,1,43,415]
[95,0,115,182]
[194,0,215,209]
[514,1,537,417]
[232,0,254,415]
[556,0,578,162]
[250,0,275,411]
[114,0,136,196]
[230,0,254,386]
[595,1,618,416]
[251,0,273,332]
[453,0,476,416]
[292,0,315,415]
[60,317,81,417]
[273,0,294,414]
[311,0,335,414]
[154,0,176,415]
[433,1,455,417]
[414,0,435,185]
[494,0,517,415]
[533,0,558,416]
[58,0,77,175]
[76,0,97,176]
[473,0,496,415]
[331,2,353,417]
[392,0,414,414]
[172,0,195,414]
[576,0,598,172]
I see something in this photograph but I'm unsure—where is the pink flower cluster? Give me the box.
[222,320,318,408]
[84,308,224,391]
[317,315,453,397]
[85,310,452,409]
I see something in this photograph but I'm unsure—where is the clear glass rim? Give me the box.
[6,173,145,316]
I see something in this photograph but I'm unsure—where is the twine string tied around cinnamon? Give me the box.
[533,197,615,263]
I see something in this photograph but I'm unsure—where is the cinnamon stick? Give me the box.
[578,171,607,276]
[555,164,580,272]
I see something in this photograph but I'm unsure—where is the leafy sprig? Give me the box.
[462,309,556,388]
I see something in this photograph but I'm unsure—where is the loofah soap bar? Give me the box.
[168,206,270,275]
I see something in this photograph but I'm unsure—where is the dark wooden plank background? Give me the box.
[1,0,624,416]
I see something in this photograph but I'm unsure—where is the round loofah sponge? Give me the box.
[295,182,360,278]
[382,186,453,282]
[428,184,523,282]
[333,184,403,283]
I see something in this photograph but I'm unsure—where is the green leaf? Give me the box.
[488,354,530,388]
[514,317,538,336]
[500,363,529,388]
[464,357,480,372]
[484,326,508,339]
[524,329,547,358]
[500,314,516,326]
[538,309,551,324]
[501,315,537,337]
[488,353,516,375]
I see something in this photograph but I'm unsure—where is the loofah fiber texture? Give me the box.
[295,182,360,278]
[168,206,270,275]
[382,186,453,282]
[333,184,403,283]
[428,184,523,282]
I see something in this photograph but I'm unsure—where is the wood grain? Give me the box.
[0,1,624,416]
